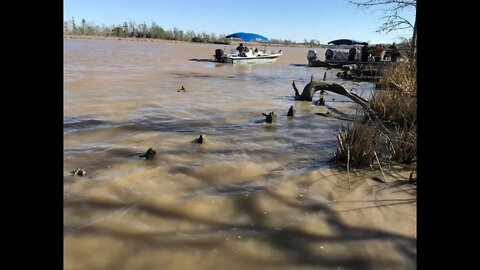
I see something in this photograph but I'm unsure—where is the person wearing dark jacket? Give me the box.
[361,43,369,62]
[388,43,400,62]
[348,47,357,61]
[236,43,247,57]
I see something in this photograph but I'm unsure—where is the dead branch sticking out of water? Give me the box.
[262,112,277,123]
[293,80,368,103]
[292,79,391,136]
[287,106,295,117]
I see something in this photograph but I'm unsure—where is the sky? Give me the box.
[64,0,416,44]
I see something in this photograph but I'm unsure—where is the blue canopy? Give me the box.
[225,32,268,42]
[327,39,366,45]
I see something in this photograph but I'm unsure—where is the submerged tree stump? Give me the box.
[262,112,277,123]
[71,168,87,176]
[194,134,208,144]
[287,105,295,117]
[177,86,186,92]
[139,148,157,159]
[316,96,325,106]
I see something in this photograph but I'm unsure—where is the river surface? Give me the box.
[64,38,415,270]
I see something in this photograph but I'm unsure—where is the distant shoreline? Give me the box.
[63,34,323,48]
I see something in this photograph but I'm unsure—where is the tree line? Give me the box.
[63,17,322,47]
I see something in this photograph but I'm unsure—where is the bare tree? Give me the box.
[349,0,416,59]
[81,18,86,35]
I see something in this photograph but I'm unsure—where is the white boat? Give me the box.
[214,32,282,64]
[307,39,391,68]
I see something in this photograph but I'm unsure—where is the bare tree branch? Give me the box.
[376,14,414,33]
[349,0,416,8]
[348,0,416,60]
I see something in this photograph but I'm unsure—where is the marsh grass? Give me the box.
[389,122,417,164]
[371,61,417,126]
[335,122,381,167]
[336,61,417,167]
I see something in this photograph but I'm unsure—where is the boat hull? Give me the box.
[308,59,391,69]
[222,54,282,64]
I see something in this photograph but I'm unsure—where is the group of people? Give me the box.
[354,42,400,62]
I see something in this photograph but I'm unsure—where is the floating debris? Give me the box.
[194,134,208,144]
[262,112,277,123]
[71,168,86,176]
[316,97,325,106]
[177,86,186,92]
[139,148,157,159]
[287,105,295,117]
[409,169,417,184]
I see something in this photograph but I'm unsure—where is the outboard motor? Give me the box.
[325,49,334,61]
[215,49,224,62]
[307,50,317,63]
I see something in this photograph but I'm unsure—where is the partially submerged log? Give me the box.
[293,79,367,103]
[292,79,391,136]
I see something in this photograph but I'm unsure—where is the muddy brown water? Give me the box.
[64,39,415,270]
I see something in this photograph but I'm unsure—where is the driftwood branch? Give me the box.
[294,80,368,102]
[292,80,300,97]
[293,80,392,136]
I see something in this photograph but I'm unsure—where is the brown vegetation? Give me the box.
[336,61,417,167]
[370,61,416,126]
[388,123,417,164]
[335,122,381,167]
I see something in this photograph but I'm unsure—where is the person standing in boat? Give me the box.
[236,43,248,57]
[348,46,357,62]
[361,43,369,62]
[388,43,400,62]
[374,44,385,62]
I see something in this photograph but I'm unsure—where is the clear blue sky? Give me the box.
[64,0,415,44]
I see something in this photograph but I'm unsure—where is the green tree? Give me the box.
[150,22,165,39]
[111,26,122,37]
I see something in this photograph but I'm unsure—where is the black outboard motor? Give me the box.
[325,49,334,61]
[215,49,224,62]
[307,50,317,63]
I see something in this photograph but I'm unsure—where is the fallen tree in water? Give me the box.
[292,79,367,102]
[292,78,390,136]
